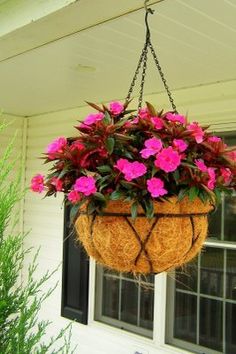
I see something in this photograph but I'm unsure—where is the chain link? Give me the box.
[148,42,177,112]
[138,43,148,110]
[126,43,148,103]
[125,7,178,113]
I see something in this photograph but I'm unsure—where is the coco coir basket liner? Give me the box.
[75,197,214,274]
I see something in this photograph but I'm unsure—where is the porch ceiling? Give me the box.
[0,0,235,116]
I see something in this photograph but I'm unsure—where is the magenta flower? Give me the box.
[114,158,129,173]
[147,177,167,198]
[166,112,186,124]
[226,151,236,162]
[115,158,147,181]
[155,147,181,173]
[31,174,45,193]
[195,159,208,172]
[187,122,204,143]
[208,136,222,143]
[151,116,164,130]
[140,137,163,159]
[207,168,216,190]
[172,139,188,152]
[74,176,97,196]
[50,177,63,191]
[220,168,232,184]
[109,101,124,116]
[68,190,81,204]
[83,113,104,126]
[46,137,67,159]
[138,108,150,120]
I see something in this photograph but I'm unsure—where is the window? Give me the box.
[166,134,236,354]
[95,266,155,338]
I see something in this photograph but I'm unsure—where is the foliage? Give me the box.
[31,101,236,217]
[0,121,75,354]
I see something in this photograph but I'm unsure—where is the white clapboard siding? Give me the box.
[23,80,236,354]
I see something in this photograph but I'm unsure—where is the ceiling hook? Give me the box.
[144,0,155,14]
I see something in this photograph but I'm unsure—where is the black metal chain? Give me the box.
[125,4,178,113]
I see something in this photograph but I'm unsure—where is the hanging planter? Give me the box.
[31,1,236,274]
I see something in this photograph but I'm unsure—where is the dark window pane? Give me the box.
[121,280,138,325]
[226,249,236,300]
[102,276,119,319]
[140,286,154,330]
[224,195,236,242]
[175,258,198,292]
[174,292,197,343]
[208,206,222,240]
[226,303,236,354]
[199,298,222,352]
[200,248,224,297]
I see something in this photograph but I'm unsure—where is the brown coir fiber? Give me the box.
[75,197,214,274]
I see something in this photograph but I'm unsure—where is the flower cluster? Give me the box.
[31,100,236,217]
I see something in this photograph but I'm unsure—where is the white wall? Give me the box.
[23,80,236,354]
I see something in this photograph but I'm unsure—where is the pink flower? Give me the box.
[46,137,67,159]
[109,101,124,116]
[220,168,232,184]
[195,160,216,190]
[31,174,44,193]
[165,112,186,124]
[83,113,104,125]
[140,137,163,159]
[207,168,216,190]
[155,147,181,172]
[114,158,129,173]
[208,136,222,143]
[70,140,84,151]
[74,176,97,196]
[195,159,208,172]
[50,177,63,191]
[172,139,188,152]
[68,190,81,204]
[187,122,204,143]
[226,151,236,162]
[147,177,167,198]
[138,108,150,120]
[114,158,147,181]
[151,116,164,130]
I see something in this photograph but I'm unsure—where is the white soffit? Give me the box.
[0,0,235,116]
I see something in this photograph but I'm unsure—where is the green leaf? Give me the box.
[110,190,123,200]
[87,201,97,215]
[93,192,106,202]
[178,188,189,201]
[173,170,180,183]
[94,193,106,201]
[103,111,112,125]
[144,199,154,218]
[70,204,80,221]
[120,180,134,189]
[145,101,156,116]
[189,186,199,202]
[97,165,112,173]
[131,201,138,219]
[105,137,115,154]
[214,188,222,205]
[85,101,104,112]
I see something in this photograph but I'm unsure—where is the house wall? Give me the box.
[23,80,236,354]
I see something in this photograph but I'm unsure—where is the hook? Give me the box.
[144,0,155,14]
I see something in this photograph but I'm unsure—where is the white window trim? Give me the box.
[87,259,193,354]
